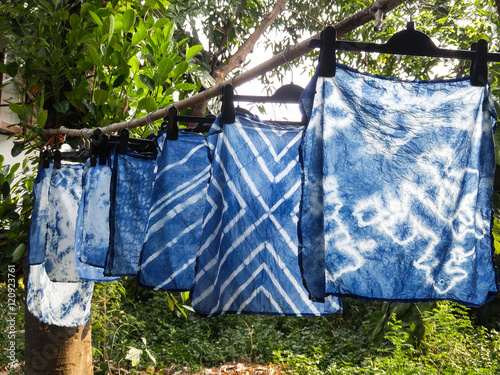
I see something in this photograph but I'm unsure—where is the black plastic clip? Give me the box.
[53,149,61,169]
[221,84,235,124]
[118,128,129,154]
[308,26,337,77]
[470,39,488,87]
[167,106,179,140]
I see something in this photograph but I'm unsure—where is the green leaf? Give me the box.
[37,110,48,128]
[54,101,70,114]
[6,62,19,78]
[93,89,108,105]
[122,9,135,31]
[113,74,127,88]
[156,58,174,84]
[12,243,25,261]
[138,74,155,91]
[69,13,80,29]
[125,347,142,367]
[1,181,10,197]
[87,44,101,66]
[128,55,140,74]
[137,97,157,113]
[107,14,115,44]
[173,61,188,78]
[88,10,102,27]
[8,103,24,116]
[186,45,203,60]
[175,82,197,91]
[11,144,24,158]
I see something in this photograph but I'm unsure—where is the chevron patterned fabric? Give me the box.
[105,150,156,276]
[191,115,341,316]
[139,131,210,291]
[300,65,499,307]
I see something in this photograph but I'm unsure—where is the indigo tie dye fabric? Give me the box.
[44,163,119,282]
[27,263,94,327]
[28,162,53,265]
[191,115,341,316]
[27,164,94,327]
[139,131,210,291]
[105,150,156,276]
[76,159,113,268]
[299,64,499,307]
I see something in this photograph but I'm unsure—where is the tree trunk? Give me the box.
[23,261,93,375]
[24,310,93,375]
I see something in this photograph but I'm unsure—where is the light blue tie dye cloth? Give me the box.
[44,163,119,282]
[138,131,210,291]
[299,64,499,307]
[76,159,113,268]
[191,115,341,316]
[27,164,94,327]
[105,150,156,276]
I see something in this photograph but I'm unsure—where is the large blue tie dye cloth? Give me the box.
[27,164,94,327]
[191,115,341,316]
[299,64,499,307]
[105,150,156,276]
[138,131,210,291]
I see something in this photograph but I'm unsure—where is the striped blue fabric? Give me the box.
[191,115,341,316]
[299,65,499,307]
[105,150,156,276]
[138,131,210,291]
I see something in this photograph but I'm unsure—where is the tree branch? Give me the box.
[212,0,289,83]
[47,0,405,137]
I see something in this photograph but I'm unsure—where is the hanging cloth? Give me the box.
[76,158,113,268]
[299,64,499,307]
[27,164,94,327]
[138,131,210,291]
[191,115,341,316]
[105,148,156,276]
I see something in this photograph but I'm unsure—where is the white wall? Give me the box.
[0,134,26,168]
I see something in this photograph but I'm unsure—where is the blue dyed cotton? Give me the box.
[76,159,113,268]
[299,65,499,307]
[191,115,341,316]
[27,263,94,327]
[105,150,156,276]
[139,132,210,291]
[28,163,53,265]
[44,163,119,282]
[27,164,94,327]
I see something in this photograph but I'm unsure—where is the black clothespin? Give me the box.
[53,149,61,169]
[222,84,235,124]
[118,128,129,154]
[167,106,179,140]
[308,26,337,77]
[89,129,102,167]
[98,133,108,165]
[41,148,51,168]
[470,39,488,87]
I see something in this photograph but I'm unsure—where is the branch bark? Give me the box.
[212,0,289,83]
[47,0,405,137]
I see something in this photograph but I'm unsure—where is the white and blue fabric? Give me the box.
[44,163,119,282]
[299,64,499,307]
[76,159,113,268]
[105,150,156,276]
[139,131,210,291]
[27,164,94,327]
[191,115,341,316]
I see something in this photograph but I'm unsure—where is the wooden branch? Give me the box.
[46,0,404,138]
[213,0,289,83]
